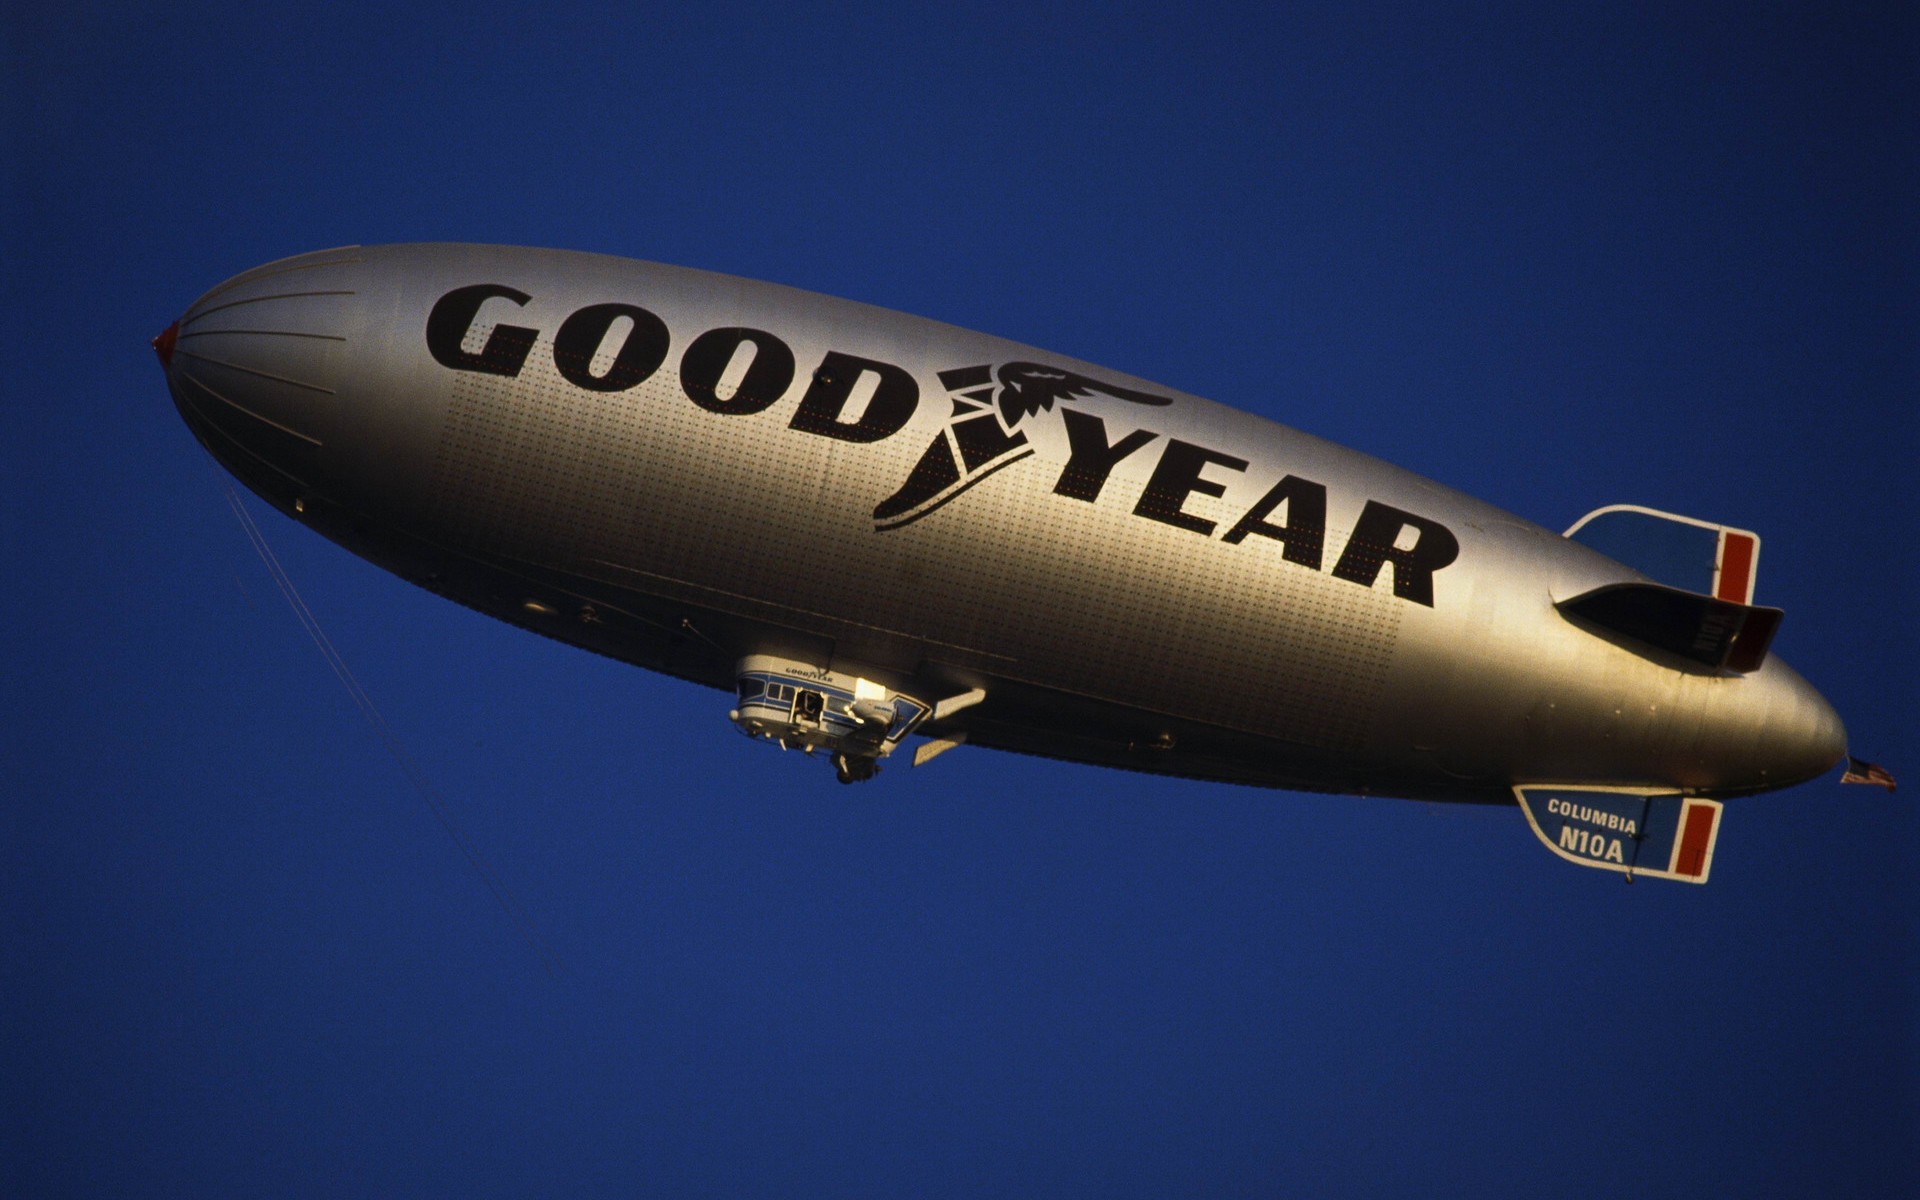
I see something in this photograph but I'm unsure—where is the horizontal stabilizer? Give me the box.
[913,733,967,767]
[1566,505,1761,604]
[1559,582,1783,672]
[1515,786,1722,884]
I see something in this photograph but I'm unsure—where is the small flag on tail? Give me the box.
[1841,757,1897,792]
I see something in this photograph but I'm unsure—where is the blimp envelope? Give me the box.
[1514,786,1724,883]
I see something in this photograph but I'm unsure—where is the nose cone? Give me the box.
[158,249,362,497]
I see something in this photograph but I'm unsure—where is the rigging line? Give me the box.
[220,486,558,973]
[213,475,563,975]
[220,483,560,974]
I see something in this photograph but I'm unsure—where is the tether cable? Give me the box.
[215,474,562,976]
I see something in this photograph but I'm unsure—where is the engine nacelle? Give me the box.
[728,655,932,782]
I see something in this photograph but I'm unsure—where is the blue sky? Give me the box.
[6,3,1913,1196]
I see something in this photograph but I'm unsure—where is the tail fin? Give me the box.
[1565,504,1760,602]
[1561,505,1780,672]
[1515,785,1724,884]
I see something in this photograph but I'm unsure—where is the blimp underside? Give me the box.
[160,244,1858,883]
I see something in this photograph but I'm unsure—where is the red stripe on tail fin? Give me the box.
[1715,531,1758,604]
[1673,801,1720,879]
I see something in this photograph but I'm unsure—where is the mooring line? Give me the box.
[215,475,562,975]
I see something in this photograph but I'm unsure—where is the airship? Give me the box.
[155,244,1868,884]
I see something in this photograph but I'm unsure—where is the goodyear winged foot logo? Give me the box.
[872,362,1172,530]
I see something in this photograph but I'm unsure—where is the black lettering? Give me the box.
[425,284,536,377]
[679,327,795,415]
[552,303,670,392]
[789,351,918,443]
[1133,440,1248,535]
[951,409,1027,470]
[1221,474,1327,568]
[1330,501,1460,607]
[1053,409,1159,502]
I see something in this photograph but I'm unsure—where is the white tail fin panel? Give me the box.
[1515,785,1723,884]
[1565,505,1760,604]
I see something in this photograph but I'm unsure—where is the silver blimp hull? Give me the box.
[156,244,1848,873]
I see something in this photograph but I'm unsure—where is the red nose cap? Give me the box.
[151,321,178,367]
